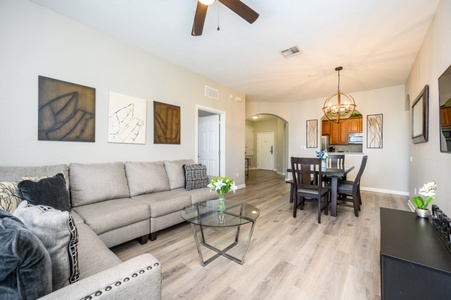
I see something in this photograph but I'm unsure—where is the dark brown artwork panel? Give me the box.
[38,76,95,142]
[154,101,180,144]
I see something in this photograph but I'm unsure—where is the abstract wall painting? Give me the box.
[108,92,146,144]
[38,76,95,142]
[367,114,383,148]
[306,119,318,148]
[154,101,180,144]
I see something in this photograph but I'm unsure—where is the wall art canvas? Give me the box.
[154,101,180,144]
[306,119,318,148]
[367,114,383,148]
[38,76,95,142]
[108,92,146,144]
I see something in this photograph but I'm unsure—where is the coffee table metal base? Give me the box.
[190,221,256,266]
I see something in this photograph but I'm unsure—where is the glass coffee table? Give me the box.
[181,199,260,266]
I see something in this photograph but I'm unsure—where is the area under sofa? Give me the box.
[0,159,216,299]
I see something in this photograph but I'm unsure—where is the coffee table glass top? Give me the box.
[181,199,260,228]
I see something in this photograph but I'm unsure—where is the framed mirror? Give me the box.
[439,65,451,152]
[411,85,429,144]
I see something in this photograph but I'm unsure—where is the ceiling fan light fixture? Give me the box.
[199,0,215,5]
[322,66,356,124]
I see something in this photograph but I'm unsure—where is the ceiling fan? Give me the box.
[192,0,259,36]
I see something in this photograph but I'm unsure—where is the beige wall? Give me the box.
[247,85,410,195]
[406,0,451,213]
[0,0,247,185]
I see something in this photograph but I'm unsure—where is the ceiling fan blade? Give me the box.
[192,2,208,36]
[219,0,259,24]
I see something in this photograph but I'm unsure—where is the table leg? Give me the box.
[331,176,338,217]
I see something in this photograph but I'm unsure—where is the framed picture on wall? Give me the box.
[154,101,181,144]
[306,119,318,148]
[367,114,383,148]
[412,85,429,144]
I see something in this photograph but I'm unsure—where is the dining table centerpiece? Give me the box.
[207,176,237,212]
[412,181,436,218]
[316,150,329,168]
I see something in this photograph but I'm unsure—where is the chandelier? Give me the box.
[322,66,356,124]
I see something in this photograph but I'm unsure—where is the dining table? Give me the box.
[287,164,355,217]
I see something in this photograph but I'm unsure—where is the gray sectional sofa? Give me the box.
[0,159,216,299]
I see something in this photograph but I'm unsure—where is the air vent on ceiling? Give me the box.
[280,46,301,58]
[205,85,219,100]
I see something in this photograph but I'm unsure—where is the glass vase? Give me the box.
[217,197,226,212]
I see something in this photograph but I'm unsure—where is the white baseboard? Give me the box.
[361,186,409,196]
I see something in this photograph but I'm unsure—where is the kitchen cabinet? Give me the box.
[330,121,349,144]
[348,117,362,133]
[323,117,362,145]
[440,107,451,127]
[322,120,331,136]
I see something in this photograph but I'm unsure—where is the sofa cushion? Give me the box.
[183,164,209,190]
[75,223,122,279]
[185,187,218,204]
[18,173,70,212]
[70,162,130,207]
[133,190,191,218]
[72,198,150,235]
[0,181,22,213]
[125,161,170,197]
[164,159,194,190]
[13,201,79,291]
[0,164,69,183]
[0,210,52,299]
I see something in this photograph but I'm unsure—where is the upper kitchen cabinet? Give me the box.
[322,120,331,136]
[348,117,363,133]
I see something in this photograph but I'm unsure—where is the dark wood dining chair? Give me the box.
[291,157,331,223]
[327,154,345,168]
[323,154,346,184]
[337,155,368,217]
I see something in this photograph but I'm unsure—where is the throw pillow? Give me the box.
[18,173,70,212]
[13,201,79,291]
[0,210,52,299]
[164,159,195,190]
[0,181,22,213]
[183,164,209,191]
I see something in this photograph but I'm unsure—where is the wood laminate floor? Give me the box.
[111,169,410,300]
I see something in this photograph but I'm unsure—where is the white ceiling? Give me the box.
[30,0,440,103]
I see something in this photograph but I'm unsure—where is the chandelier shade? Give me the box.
[322,66,356,124]
[199,0,215,5]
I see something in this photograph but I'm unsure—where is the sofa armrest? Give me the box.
[39,253,161,300]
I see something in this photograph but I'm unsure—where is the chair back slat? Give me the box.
[327,154,345,168]
[291,157,323,191]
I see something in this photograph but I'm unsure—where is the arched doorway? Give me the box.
[245,113,289,182]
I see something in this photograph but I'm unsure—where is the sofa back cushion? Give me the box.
[0,164,69,183]
[164,159,194,190]
[125,161,170,197]
[70,162,129,207]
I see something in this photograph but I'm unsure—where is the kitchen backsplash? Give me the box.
[329,144,363,153]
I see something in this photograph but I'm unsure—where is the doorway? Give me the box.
[257,132,275,170]
[196,106,225,177]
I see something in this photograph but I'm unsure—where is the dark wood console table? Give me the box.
[380,208,451,299]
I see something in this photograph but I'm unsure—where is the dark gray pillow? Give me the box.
[0,210,52,299]
[18,173,70,211]
[183,164,209,190]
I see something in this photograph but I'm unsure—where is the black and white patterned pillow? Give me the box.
[183,164,209,191]
[0,181,22,213]
[13,201,79,290]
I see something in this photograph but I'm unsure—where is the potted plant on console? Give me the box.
[412,181,436,218]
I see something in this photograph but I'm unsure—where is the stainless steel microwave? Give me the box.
[348,133,363,144]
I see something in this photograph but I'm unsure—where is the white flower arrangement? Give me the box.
[207,176,237,199]
[412,181,436,210]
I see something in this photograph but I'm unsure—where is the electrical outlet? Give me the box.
[300,146,306,150]
[236,172,239,177]
[414,188,417,195]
